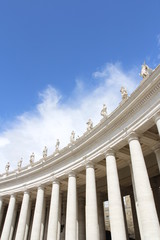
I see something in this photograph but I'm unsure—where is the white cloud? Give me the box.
[0,137,10,147]
[0,63,140,173]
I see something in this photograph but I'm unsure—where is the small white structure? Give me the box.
[43,146,48,158]
[140,62,152,78]
[55,139,60,153]
[120,86,128,101]
[101,104,107,117]
[17,158,23,171]
[86,119,93,131]
[70,131,75,144]
[30,152,35,165]
[5,162,10,174]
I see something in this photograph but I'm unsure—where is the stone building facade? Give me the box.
[0,63,160,240]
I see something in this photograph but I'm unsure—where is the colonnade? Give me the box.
[0,125,160,240]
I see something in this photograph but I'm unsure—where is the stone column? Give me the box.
[121,196,129,240]
[26,206,34,239]
[130,193,141,240]
[47,179,60,240]
[105,150,127,240]
[9,203,18,240]
[30,186,45,240]
[155,113,160,136]
[86,162,99,240]
[15,191,30,240]
[97,193,106,240]
[78,197,85,240]
[0,197,3,228]
[1,194,16,240]
[65,172,77,240]
[129,162,144,239]
[154,147,160,172]
[128,133,160,239]
[40,197,46,240]
[24,201,32,240]
[57,193,62,240]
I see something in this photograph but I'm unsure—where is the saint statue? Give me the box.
[101,104,107,117]
[30,152,35,165]
[87,119,93,131]
[55,139,60,153]
[5,162,10,173]
[140,62,152,79]
[18,158,23,170]
[43,146,48,158]
[70,131,75,144]
[120,86,128,101]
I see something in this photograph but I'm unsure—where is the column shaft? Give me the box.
[30,186,45,240]
[24,201,32,240]
[130,193,141,240]
[128,134,160,239]
[0,197,3,215]
[86,163,99,240]
[9,204,18,240]
[1,195,16,240]
[57,194,62,240]
[0,197,3,228]
[15,191,30,240]
[65,172,77,240]
[106,151,127,240]
[40,197,46,240]
[47,180,60,240]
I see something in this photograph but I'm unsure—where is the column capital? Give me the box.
[50,175,60,184]
[52,178,60,185]
[85,160,94,169]
[10,193,16,199]
[154,112,160,123]
[37,185,45,191]
[24,190,30,195]
[68,171,76,177]
[105,148,115,158]
[127,132,139,143]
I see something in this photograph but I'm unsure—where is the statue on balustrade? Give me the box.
[140,62,152,79]
[101,104,107,117]
[43,146,48,158]
[55,139,60,153]
[5,162,10,174]
[120,86,128,101]
[87,119,93,131]
[18,158,23,171]
[30,152,35,165]
[70,131,75,144]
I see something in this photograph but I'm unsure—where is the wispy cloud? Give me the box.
[0,63,140,173]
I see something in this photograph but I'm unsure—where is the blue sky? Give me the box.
[0,0,160,173]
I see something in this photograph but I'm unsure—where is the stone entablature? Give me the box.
[0,65,160,196]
